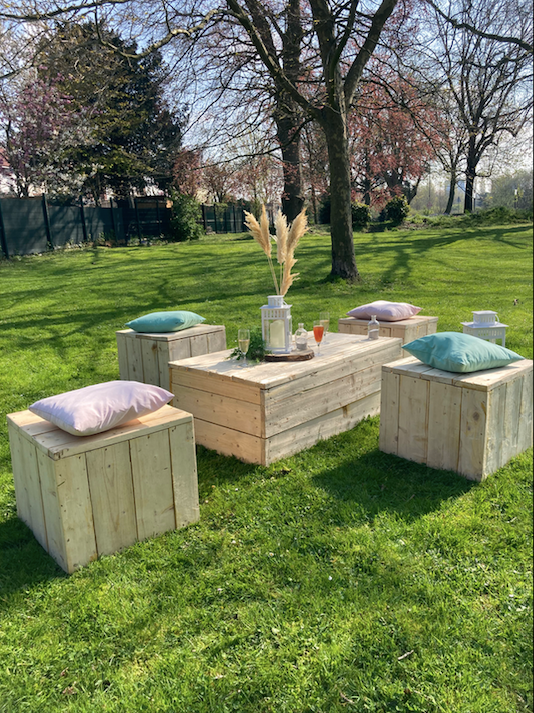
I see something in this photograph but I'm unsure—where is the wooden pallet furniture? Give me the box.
[338,315,438,345]
[116,324,227,390]
[7,405,199,573]
[379,356,533,481]
[170,332,403,466]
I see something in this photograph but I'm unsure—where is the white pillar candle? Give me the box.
[269,319,285,348]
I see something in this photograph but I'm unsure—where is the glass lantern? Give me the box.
[261,295,292,354]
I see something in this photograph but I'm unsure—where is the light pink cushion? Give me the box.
[346,300,422,322]
[29,381,174,436]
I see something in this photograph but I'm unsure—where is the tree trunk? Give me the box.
[444,171,456,214]
[464,135,478,213]
[321,109,360,281]
[276,109,304,221]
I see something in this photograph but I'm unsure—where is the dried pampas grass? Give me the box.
[280,208,307,296]
[244,205,308,297]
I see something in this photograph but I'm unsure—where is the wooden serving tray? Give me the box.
[265,349,315,362]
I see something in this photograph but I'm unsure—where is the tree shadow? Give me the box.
[310,447,474,526]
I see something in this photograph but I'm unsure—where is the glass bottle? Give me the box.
[368,315,379,340]
[294,323,308,350]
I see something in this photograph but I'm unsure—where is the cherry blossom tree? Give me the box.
[0,72,90,197]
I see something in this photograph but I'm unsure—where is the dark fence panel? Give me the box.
[201,204,246,233]
[0,197,249,258]
[0,197,48,256]
[48,203,85,247]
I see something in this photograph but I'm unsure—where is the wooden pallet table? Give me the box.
[116,324,226,390]
[379,356,533,481]
[170,332,403,466]
[7,405,199,573]
[338,315,438,345]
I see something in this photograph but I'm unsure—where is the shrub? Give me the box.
[351,201,371,229]
[170,193,204,242]
[384,195,410,225]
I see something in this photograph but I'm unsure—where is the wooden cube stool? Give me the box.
[379,357,533,481]
[338,315,438,345]
[116,324,227,390]
[7,405,199,573]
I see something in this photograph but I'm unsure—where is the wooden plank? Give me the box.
[453,360,533,392]
[426,382,462,471]
[378,370,400,455]
[193,418,264,464]
[169,421,200,528]
[172,384,263,436]
[129,429,176,540]
[138,338,159,386]
[116,331,131,380]
[86,441,138,556]
[457,388,487,481]
[266,392,381,465]
[263,362,383,437]
[167,336,192,362]
[207,328,227,352]
[190,333,209,357]
[125,334,144,382]
[500,376,522,467]
[484,383,506,476]
[53,454,98,573]
[397,375,429,464]
[262,342,402,401]
[517,369,533,453]
[7,423,48,552]
[172,369,262,405]
[35,450,68,571]
[27,406,191,460]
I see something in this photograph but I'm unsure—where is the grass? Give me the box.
[0,222,532,712]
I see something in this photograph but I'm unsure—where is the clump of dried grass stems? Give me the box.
[244,205,307,297]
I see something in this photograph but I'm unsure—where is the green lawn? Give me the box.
[0,223,532,712]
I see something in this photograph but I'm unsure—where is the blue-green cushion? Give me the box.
[126,310,205,333]
[403,332,524,373]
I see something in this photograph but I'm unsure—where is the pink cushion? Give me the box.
[29,381,174,436]
[346,300,421,322]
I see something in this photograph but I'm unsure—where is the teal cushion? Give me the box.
[403,332,524,373]
[126,310,205,333]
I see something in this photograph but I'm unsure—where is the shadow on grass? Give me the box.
[311,448,474,525]
[0,515,67,596]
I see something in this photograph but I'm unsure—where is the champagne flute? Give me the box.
[238,328,250,365]
[313,320,324,355]
[319,311,330,344]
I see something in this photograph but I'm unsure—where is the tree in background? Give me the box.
[0,72,90,197]
[426,0,533,213]
[37,22,183,203]
[349,74,440,207]
[487,170,533,211]
[173,149,203,198]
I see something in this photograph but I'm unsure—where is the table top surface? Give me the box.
[170,332,402,389]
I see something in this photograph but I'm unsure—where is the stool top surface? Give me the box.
[382,356,532,391]
[7,404,192,460]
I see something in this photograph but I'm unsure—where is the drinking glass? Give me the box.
[313,320,324,355]
[319,311,330,344]
[238,328,250,365]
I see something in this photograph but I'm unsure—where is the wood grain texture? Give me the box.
[130,429,176,541]
[53,453,98,573]
[426,381,461,472]
[398,375,429,464]
[7,423,48,552]
[379,371,400,455]
[169,421,200,528]
[86,441,138,556]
